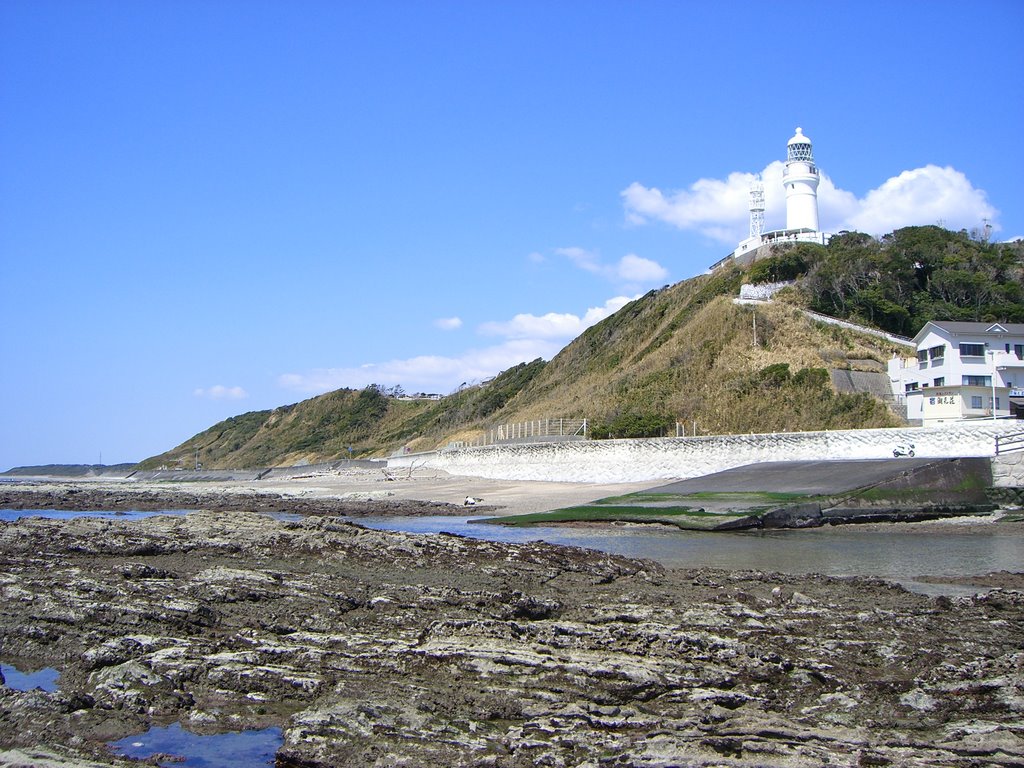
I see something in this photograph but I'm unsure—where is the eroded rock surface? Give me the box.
[0,484,470,517]
[0,511,1021,767]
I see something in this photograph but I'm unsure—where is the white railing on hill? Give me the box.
[445,418,588,449]
[800,309,915,347]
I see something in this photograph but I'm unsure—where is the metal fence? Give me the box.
[446,418,588,449]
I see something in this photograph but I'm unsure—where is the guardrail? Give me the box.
[995,430,1024,455]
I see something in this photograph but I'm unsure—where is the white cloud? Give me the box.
[277,339,563,396]
[556,246,602,273]
[617,253,668,283]
[555,247,668,287]
[623,162,998,243]
[278,296,637,396]
[434,316,463,330]
[479,296,634,340]
[194,385,248,400]
[843,165,997,235]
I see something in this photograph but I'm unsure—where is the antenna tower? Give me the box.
[749,177,765,240]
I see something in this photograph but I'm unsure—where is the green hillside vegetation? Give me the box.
[138,360,548,469]
[141,226,1023,470]
[790,226,1023,336]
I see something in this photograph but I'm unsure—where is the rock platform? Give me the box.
[0,508,1022,767]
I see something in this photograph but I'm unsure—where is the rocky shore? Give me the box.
[1,500,1022,767]
[0,481,478,518]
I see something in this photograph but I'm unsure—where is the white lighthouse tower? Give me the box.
[711,126,832,271]
[783,127,820,232]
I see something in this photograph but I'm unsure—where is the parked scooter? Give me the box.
[893,443,916,458]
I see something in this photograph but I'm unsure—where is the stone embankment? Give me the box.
[0,511,1022,767]
[391,424,1021,483]
[993,451,1024,487]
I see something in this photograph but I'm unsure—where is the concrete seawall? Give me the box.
[388,424,1022,484]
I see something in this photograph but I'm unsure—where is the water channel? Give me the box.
[353,514,1024,595]
[3,508,1021,594]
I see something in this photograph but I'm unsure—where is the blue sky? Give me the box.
[2,0,1022,469]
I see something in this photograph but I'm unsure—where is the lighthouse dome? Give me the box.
[786,127,814,163]
[787,127,812,146]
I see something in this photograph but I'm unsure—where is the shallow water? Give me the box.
[3,508,1019,592]
[353,515,1024,591]
[0,508,191,523]
[0,663,60,692]
[109,723,281,767]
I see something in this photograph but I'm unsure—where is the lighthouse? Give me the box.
[783,127,820,232]
[711,126,832,271]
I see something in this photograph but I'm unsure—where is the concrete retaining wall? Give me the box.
[388,423,1021,484]
[129,469,266,482]
[992,452,1024,489]
[260,460,383,479]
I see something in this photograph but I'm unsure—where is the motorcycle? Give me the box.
[893,443,916,458]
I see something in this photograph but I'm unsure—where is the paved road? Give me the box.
[648,458,941,496]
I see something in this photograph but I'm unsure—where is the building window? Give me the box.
[993,397,1001,410]
[1015,344,1024,360]
[959,343,986,357]
[963,375,992,387]
[933,377,944,386]
[917,350,928,365]
[928,345,945,361]
[905,382,919,393]
[971,396,983,409]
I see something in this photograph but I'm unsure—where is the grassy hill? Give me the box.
[140,226,1023,470]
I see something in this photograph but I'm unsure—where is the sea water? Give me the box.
[352,514,1024,593]
[3,508,1019,589]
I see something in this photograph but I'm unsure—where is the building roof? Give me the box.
[914,320,1024,344]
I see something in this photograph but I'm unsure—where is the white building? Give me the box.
[713,127,832,270]
[888,321,1024,426]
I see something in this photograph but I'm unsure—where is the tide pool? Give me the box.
[0,663,60,692]
[0,508,191,523]
[109,723,281,768]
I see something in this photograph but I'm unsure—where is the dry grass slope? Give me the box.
[141,268,904,469]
